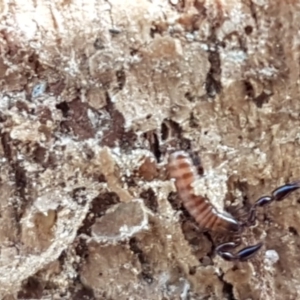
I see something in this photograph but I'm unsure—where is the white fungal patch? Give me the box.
[192,166,229,213]
[264,249,280,266]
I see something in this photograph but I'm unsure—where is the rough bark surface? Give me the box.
[0,0,300,299]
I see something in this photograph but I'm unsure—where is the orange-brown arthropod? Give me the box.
[168,150,300,261]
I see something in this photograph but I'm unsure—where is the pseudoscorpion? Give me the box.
[168,150,300,261]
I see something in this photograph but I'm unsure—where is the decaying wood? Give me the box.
[1,0,300,299]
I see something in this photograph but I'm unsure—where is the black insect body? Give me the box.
[168,150,300,261]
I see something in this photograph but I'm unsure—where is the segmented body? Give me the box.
[168,151,239,232]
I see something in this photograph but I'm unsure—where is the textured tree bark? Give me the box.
[1,0,300,299]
